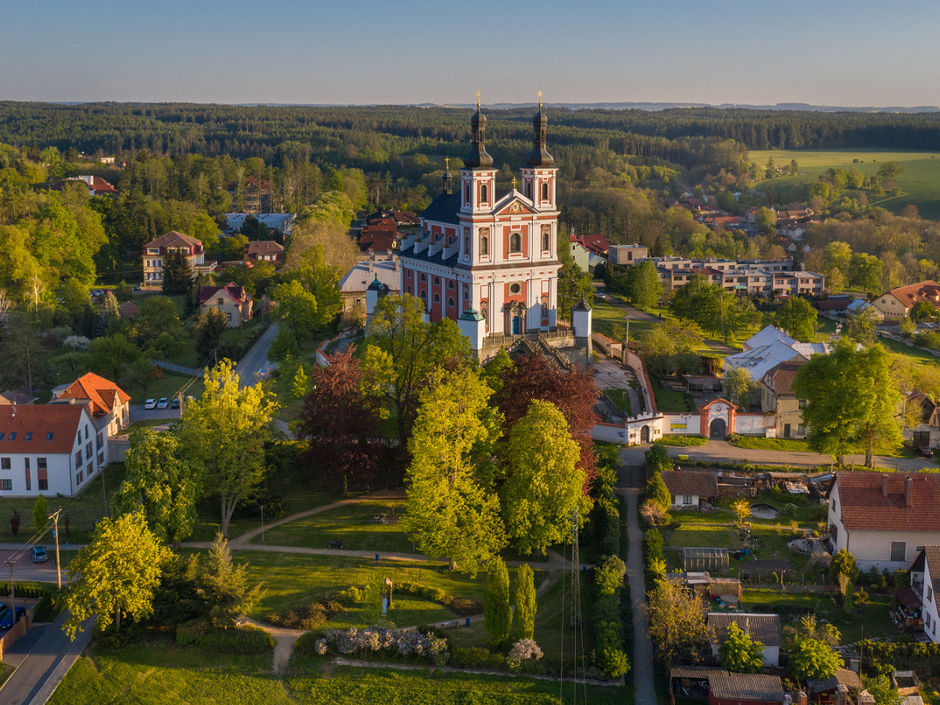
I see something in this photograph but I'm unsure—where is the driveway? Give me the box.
[620,490,656,705]
[0,550,62,584]
[236,322,277,388]
[129,404,181,423]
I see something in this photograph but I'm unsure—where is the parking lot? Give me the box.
[0,548,63,584]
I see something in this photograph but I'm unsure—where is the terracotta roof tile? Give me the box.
[886,280,940,310]
[835,472,940,532]
[762,356,807,396]
[57,372,130,417]
[199,282,247,305]
[143,230,204,252]
[662,470,718,497]
[244,240,284,255]
[0,404,88,453]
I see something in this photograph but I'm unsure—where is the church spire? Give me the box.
[525,90,554,167]
[464,91,494,169]
[442,157,453,195]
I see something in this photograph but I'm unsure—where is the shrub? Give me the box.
[267,600,345,630]
[484,558,511,647]
[830,549,859,582]
[595,556,627,597]
[597,647,631,679]
[176,620,273,654]
[507,638,544,670]
[450,647,507,670]
[308,626,450,666]
[645,472,671,510]
[601,504,621,555]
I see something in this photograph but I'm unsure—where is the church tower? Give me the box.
[460,92,497,215]
[520,91,557,212]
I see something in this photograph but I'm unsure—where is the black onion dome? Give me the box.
[465,107,494,169]
[525,103,554,167]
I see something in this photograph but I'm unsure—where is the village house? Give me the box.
[873,280,940,320]
[828,472,940,571]
[662,470,718,509]
[0,403,107,497]
[904,391,940,451]
[51,175,118,197]
[244,240,285,266]
[706,613,781,667]
[726,325,828,384]
[339,255,401,317]
[199,282,252,327]
[760,356,808,439]
[225,212,296,237]
[234,176,273,214]
[608,243,649,266]
[53,372,130,440]
[670,667,785,705]
[142,231,215,286]
[568,233,609,272]
[909,545,940,643]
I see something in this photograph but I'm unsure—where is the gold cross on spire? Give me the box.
[511,176,517,190]
[538,89,542,110]
[476,90,481,110]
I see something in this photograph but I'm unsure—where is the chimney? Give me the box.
[882,474,889,498]
[905,475,913,508]
[796,692,808,705]
[10,402,15,418]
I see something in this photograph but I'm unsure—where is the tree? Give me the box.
[63,511,170,639]
[830,549,859,582]
[862,675,902,705]
[270,279,319,342]
[773,297,817,342]
[484,557,512,647]
[635,319,705,377]
[628,260,663,309]
[646,471,672,511]
[32,493,48,531]
[730,498,751,526]
[794,340,903,466]
[112,428,200,544]
[755,207,777,235]
[194,308,228,363]
[178,360,279,536]
[844,308,880,347]
[162,248,194,294]
[790,637,844,682]
[501,400,587,555]
[645,444,673,474]
[671,276,758,342]
[910,300,937,323]
[719,622,765,673]
[511,563,536,641]
[557,245,593,320]
[297,348,386,488]
[360,294,471,453]
[196,533,264,628]
[646,577,710,666]
[849,252,883,292]
[723,367,757,409]
[401,370,505,574]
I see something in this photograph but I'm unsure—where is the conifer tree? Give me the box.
[484,557,512,647]
[511,563,537,641]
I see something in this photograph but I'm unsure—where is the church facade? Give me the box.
[397,99,561,345]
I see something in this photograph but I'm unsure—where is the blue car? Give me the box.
[31,545,48,563]
[0,605,26,629]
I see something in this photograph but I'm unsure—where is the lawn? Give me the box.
[749,149,940,219]
[256,499,412,553]
[666,524,743,550]
[651,377,694,413]
[656,435,708,446]
[605,388,633,416]
[238,551,484,629]
[730,436,812,452]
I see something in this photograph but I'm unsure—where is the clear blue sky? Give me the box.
[3,0,938,106]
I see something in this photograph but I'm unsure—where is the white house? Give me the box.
[707,613,781,667]
[53,372,130,442]
[0,403,107,497]
[662,470,718,509]
[910,546,940,643]
[725,325,829,383]
[828,472,940,571]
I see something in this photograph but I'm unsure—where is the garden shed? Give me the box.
[682,547,729,572]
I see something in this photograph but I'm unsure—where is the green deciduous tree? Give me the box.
[719,622,765,673]
[773,297,818,342]
[723,366,758,409]
[484,557,512,647]
[32,493,48,531]
[646,577,710,666]
[789,637,844,682]
[830,548,859,582]
[794,340,903,466]
[401,369,504,574]
[501,400,587,556]
[862,675,902,705]
[63,511,171,639]
[179,360,279,536]
[511,563,536,642]
[112,428,200,544]
[270,279,319,341]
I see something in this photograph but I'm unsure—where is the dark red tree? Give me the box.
[297,348,389,489]
[493,353,601,488]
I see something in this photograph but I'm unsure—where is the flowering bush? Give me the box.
[311,626,451,666]
[506,639,543,669]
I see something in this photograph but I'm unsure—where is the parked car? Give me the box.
[157,397,169,409]
[31,545,48,563]
[144,398,156,410]
[920,446,934,458]
[170,397,180,409]
[0,605,26,629]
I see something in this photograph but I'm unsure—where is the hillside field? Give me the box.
[749,149,940,219]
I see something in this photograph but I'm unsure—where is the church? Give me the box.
[396,97,572,353]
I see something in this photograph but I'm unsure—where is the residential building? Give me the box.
[0,391,36,405]
[760,357,808,439]
[0,403,106,497]
[142,231,214,286]
[628,256,824,296]
[51,175,118,197]
[225,212,296,237]
[568,234,609,271]
[873,280,940,319]
[806,669,862,704]
[828,472,940,571]
[244,240,285,266]
[909,545,940,643]
[725,325,828,383]
[904,391,940,450]
[662,470,718,508]
[706,612,781,667]
[53,372,130,439]
[339,255,401,316]
[846,298,884,320]
[670,667,785,705]
[608,243,648,267]
[199,282,252,327]
[238,176,273,214]
[397,100,562,344]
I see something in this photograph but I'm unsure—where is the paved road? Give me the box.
[236,322,277,388]
[0,550,62,584]
[0,612,92,705]
[620,490,656,705]
[128,404,181,423]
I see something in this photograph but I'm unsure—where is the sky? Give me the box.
[3,0,939,107]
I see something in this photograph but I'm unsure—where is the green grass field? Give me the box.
[750,149,940,219]
[604,388,633,416]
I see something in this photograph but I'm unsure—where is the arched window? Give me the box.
[525,182,532,198]
[510,232,522,253]
[464,182,470,204]
[542,226,550,251]
[433,293,440,303]
[480,183,488,203]
[447,297,454,307]
[541,182,549,201]
[480,229,489,256]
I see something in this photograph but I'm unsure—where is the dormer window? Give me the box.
[510,232,522,253]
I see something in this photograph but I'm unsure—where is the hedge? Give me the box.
[591,554,630,680]
[176,621,273,654]
[331,581,482,617]
[450,647,507,670]
[0,581,57,599]
[856,639,940,678]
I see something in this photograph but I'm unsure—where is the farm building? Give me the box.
[662,470,718,509]
[670,667,786,705]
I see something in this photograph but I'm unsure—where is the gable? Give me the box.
[494,197,536,216]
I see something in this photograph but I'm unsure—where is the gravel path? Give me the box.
[620,490,656,705]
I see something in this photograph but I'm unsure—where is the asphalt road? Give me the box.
[235,322,278,388]
[0,550,62,584]
[0,612,92,705]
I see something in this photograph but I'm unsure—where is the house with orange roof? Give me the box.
[53,372,131,439]
[199,282,252,327]
[142,231,215,286]
[0,403,105,496]
[873,280,940,319]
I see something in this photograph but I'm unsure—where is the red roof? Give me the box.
[57,372,130,417]
[360,235,396,253]
[244,240,284,256]
[89,176,117,195]
[199,282,247,305]
[835,472,940,532]
[0,404,89,453]
[886,280,940,310]
[143,231,204,253]
[574,234,609,256]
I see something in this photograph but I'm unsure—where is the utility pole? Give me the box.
[50,508,62,589]
[5,558,14,618]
